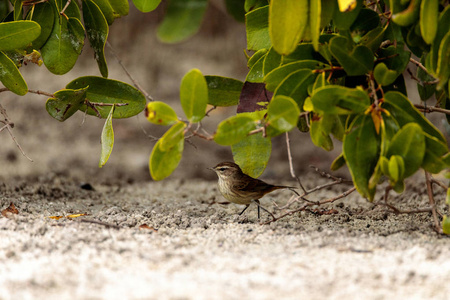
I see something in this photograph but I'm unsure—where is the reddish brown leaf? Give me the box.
[237,82,273,113]
[139,224,158,232]
[1,202,19,218]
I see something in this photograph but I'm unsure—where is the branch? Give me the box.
[0,104,33,161]
[106,41,154,102]
[409,57,439,82]
[285,132,307,193]
[414,104,450,115]
[425,171,442,233]
[263,187,356,225]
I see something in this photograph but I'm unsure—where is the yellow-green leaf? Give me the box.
[310,0,321,51]
[266,95,300,137]
[246,5,271,51]
[180,68,208,122]
[419,0,438,44]
[231,132,271,178]
[269,0,308,55]
[159,121,186,151]
[132,0,160,13]
[214,115,256,146]
[99,105,115,167]
[149,126,185,180]
[145,101,178,126]
[442,215,450,235]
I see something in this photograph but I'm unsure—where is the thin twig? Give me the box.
[263,187,356,225]
[60,0,71,15]
[431,178,448,190]
[78,219,121,229]
[425,171,442,233]
[106,41,154,102]
[285,132,307,193]
[409,57,439,82]
[309,165,352,183]
[0,104,33,161]
[414,104,450,115]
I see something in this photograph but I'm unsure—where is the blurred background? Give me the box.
[0,1,445,185]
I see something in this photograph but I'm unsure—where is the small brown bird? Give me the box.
[209,162,296,218]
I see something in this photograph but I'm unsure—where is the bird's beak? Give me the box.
[207,167,214,171]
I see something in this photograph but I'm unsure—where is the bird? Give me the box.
[209,162,297,219]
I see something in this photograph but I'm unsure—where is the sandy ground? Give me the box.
[0,174,449,300]
[1,4,450,300]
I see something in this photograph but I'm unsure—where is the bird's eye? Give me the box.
[218,167,226,171]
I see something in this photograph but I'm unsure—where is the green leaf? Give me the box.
[310,86,370,114]
[247,48,268,68]
[310,114,334,151]
[0,21,41,51]
[180,69,208,122]
[132,0,161,13]
[430,6,450,74]
[83,0,108,78]
[421,132,450,174]
[67,18,85,55]
[331,153,346,171]
[231,132,271,178]
[225,0,246,22]
[329,36,374,76]
[388,155,405,183]
[436,32,450,90]
[214,115,256,145]
[92,0,115,25]
[374,63,399,86]
[343,115,380,200]
[159,121,186,151]
[99,105,115,168]
[109,0,129,16]
[45,87,88,121]
[447,188,450,205]
[157,0,207,43]
[332,0,362,30]
[273,69,316,109]
[419,0,437,44]
[443,215,450,235]
[245,5,271,51]
[41,7,79,75]
[386,123,425,178]
[246,50,267,83]
[66,76,146,118]
[349,8,380,38]
[149,125,184,180]
[145,101,179,126]
[262,47,282,75]
[266,95,300,137]
[205,76,243,107]
[264,60,328,91]
[310,0,321,51]
[0,51,27,95]
[14,0,23,21]
[28,2,54,50]
[359,27,385,52]
[391,0,421,27]
[269,0,308,55]
[383,91,446,143]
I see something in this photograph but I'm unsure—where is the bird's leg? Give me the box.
[239,204,250,216]
[255,199,260,219]
[254,200,276,221]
